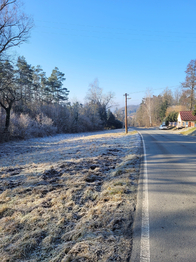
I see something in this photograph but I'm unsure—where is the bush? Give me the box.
[7,113,57,141]
[165,111,178,125]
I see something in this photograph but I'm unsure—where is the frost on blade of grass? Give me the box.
[0,129,141,261]
[111,153,140,177]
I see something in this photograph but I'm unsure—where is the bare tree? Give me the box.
[0,0,33,55]
[162,87,173,106]
[181,60,196,111]
[144,89,153,126]
[85,78,115,126]
[173,87,181,105]
[86,78,115,108]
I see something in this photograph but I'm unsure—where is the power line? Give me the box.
[129,85,181,95]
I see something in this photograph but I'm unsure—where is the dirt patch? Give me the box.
[0,130,141,261]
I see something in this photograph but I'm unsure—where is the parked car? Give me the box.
[159,124,168,130]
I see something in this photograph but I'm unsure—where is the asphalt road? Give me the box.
[131,128,196,262]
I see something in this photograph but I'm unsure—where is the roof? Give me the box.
[179,111,196,121]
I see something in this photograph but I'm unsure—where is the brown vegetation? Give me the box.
[0,130,141,261]
[165,105,188,117]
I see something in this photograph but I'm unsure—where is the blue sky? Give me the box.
[12,0,196,107]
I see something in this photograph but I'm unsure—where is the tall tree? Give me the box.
[173,88,181,105]
[181,60,196,111]
[0,60,20,131]
[162,87,173,106]
[143,89,153,126]
[0,0,33,55]
[179,90,190,109]
[16,56,33,108]
[31,65,45,104]
[47,67,69,104]
[135,100,147,127]
[193,105,196,116]
[85,78,114,126]
[86,78,114,108]
[158,88,173,122]
[106,109,122,129]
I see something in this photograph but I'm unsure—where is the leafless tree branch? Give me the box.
[0,0,33,55]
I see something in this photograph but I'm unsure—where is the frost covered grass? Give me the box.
[0,129,141,261]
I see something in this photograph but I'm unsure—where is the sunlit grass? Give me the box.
[0,129,141,261]
[180,127,196,136]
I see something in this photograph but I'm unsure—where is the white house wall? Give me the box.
[177,113,182,126]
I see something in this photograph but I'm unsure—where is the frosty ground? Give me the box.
[0,129,141,262]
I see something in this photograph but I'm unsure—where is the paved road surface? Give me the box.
[131,128,196,262]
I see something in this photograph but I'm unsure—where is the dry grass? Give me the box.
[180,127,196,136]
[0,129,141,261]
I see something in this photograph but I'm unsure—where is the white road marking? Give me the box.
[140,133,150,262]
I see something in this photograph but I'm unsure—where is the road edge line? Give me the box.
[139,132,150,262]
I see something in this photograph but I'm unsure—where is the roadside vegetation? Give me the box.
[133,60,196,128]
[0,1,122,143]
[1,0,196,141]
[0,130,141,261]
[180,127,196,136]
[0,59,122,143]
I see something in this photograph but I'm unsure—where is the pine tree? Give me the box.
[47,67,69,104]
[16,56,33,111]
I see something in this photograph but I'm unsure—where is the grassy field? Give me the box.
[0,130,141,261]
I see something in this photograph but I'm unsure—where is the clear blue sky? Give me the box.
[12,0,196,107]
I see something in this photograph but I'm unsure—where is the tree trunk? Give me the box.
[4,108,11,132]
[190,85,194,111]
[3,102,13,133]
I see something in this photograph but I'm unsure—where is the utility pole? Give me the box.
[123,93,129,134]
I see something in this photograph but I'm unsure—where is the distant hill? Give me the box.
[127,105,139,115]
[119,104,139,116]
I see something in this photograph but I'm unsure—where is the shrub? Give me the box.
[165,111,178,125]
[8,113,57,140]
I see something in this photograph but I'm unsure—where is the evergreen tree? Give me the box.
[107,109,123,129]
[165,111,178,125]
[16,56,33,111]
[32,65,45,104]
[47,67,69,104]
[159,100,169,121]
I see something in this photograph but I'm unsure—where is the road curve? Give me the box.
[131,128,196,262]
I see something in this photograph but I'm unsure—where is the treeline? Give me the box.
[133,87,191,127]
[133,60,196,127]
[0,57,122,142]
